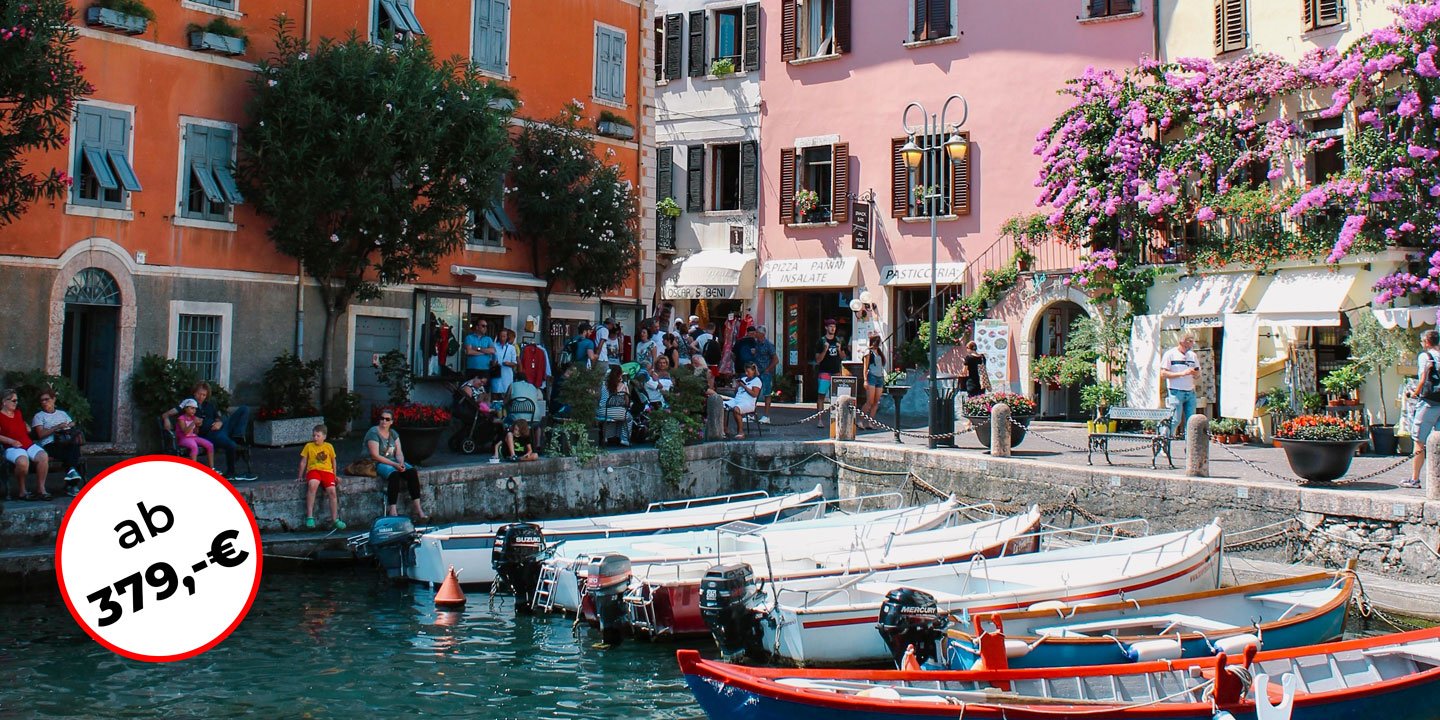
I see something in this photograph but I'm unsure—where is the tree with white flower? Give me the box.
[240,17,514,397]
[510,102,639,331]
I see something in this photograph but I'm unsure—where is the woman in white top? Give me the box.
[724,363,763,439]
[644,355,675,407]
[491,328,519,396]
[633,326,659,369]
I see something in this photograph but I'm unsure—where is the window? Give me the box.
[1213,0,1246,54]
[889,132,971,218]
[711,143,741,211]
[778,142,849,225]
[473,0,508,74]
[804,0,835,57]
[1085,0,1134,19]
[1306,115,1345,183]
[468,187,514,249]
[912,0,953,41]
[374,0,425,47]
[73,105,141,209]
[413,291,471,378]
[714,8,742,66]
[780,0,849,62]
[181,123,244,222]
[1303,0,1344,30]
[176,314,222,382]
[594,25,627,104]
[189,0,236,9]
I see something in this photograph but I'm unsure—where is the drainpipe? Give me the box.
[304,0,312,43]
[1151,0,1162,61]
[295,260,305,356]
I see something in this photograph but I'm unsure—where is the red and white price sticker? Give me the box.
[56,456,263,662]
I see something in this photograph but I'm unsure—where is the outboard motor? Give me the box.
[368,517,417,580]
[876,587,945,668]
[491,523,545,612]
[586,553,633,647]
[699,562,766,661]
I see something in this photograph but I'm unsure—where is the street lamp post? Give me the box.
[901,96,969,449]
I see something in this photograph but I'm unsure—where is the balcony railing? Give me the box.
[656,214,676,254]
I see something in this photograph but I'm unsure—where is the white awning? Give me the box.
[757,256,859,289]
[1158,273,1254,328]
[879,262,968,287]
[1253,268,1358,327]
[450,265,547,288]
[1374,305,1440,329]
[659,250,756,300]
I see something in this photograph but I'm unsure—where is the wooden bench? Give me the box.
[1087,407,1175,469]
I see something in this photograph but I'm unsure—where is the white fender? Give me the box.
[1254,673,1297,720]
[1212,633,1261,656]
[1124,638,1183,661]
[1004,639,1033,658]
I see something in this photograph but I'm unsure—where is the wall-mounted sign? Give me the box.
[851,200,871,251]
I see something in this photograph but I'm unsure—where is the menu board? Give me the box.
[973,319,1011,390]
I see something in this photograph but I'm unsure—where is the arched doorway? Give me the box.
[62,268,121,442]
[1033,300,1088,420]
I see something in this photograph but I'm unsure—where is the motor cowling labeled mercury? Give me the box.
[586,553,633,647]
[876,586,946,668]
[699,562,767,661]
[368,516,418,580]
[491,522,545,612]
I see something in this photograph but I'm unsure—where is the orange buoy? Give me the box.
[435,566,466,608]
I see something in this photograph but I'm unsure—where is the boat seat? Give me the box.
[1034,613,1234,638]
[1362,640,1440,668]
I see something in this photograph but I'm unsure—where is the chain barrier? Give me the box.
[1210,437,1411,485]
[853,409,968,441]
[761,408,831,428]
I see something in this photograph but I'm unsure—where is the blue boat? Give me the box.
[679,625,1440,720]
[936,570,1353,670]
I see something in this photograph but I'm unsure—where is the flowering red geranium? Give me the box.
[962,391,1037,417]
[373,402,452,428]
[258,404,319,421]
[1275,414,1365,442]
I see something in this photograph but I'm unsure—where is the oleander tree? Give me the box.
[508,102,639,331]
[0,0,93,226]
[240,17,514,397]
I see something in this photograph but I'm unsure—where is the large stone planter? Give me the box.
[1277,438,1366,483]
[397,425,444,465]
[252,416,324,447]
[965,414,1033,449]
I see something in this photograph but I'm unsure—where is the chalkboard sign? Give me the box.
[851,200,871,251]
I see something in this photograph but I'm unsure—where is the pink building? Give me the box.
[756,0,1152,414]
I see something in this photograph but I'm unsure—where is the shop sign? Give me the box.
[851,200,871,251]
[758,257,858,288]
[879,262,967,286]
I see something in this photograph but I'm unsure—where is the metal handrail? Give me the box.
[647,488,770,512]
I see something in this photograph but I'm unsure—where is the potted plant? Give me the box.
[1079,382,1125,432]
[250,353,323,446]
[709,57,736,77]
[596,110,635,140]
[1320,364,1365,406]
[188,18,247,56]
[794,188,821,222]
[372,350,450,464]
[1275,414,1368,483]
[1301,391,1325,414]
[1030,355,1065,390]
[962,392,1037,449]
[86,0,153,35]
[1012,246,1036,273]
[322,388,363,438]
[1257,386,1291,444]
[657,196,682,218]
[1346,312,1412,455]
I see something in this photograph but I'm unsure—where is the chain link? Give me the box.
[1210,437,1411,485]
[761,408,830,427]
[854,409,968,440]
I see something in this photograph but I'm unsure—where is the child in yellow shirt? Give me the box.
[297,424,343,530]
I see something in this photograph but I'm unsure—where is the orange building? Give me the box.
[0,0,655,449]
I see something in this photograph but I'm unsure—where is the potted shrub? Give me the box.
[596,110,635,140]
[252,352,323,446]
[188,18,247,56]
[1275,415,1368,483]
[372,350,450,464]
[1346,312,1411,455]
[1257,386,1291,444]
[961,391,1037,449]
[709,57,736,77]
[794,188,822,223]
[1030,355,1065,390]
[1080,382,1125,432]
[657,196,682,218]
[322,388,363,439]
[1320,364,1364,406]
[86,0,153,35]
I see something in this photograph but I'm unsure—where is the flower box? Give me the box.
[86,6,148,34]
[597,120,634,140]
[189,30,246,56]
[252,416,324,447]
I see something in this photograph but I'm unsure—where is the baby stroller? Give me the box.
[627,369,655,444]
[448,382,503,454]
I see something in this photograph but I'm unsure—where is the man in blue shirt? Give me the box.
[750,326,779,424]
[569,322,598,368]
[464,320,496,380]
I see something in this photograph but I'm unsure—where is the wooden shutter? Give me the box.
[686,145,705,212]
[1302,0,1313,29]
[927,0,951,39]
[1317,0,1343,26]
[834,0,852,54]
[891,137,910,217]
[653,17,664,80]
[688,10,706,77]
[1219,0,1246,52]
[665,14,683,81]
[1213,0,1224,50]
[830,143,849,224]
[949,131,971,216]
[740,140,758,210]
[743,3,760,71]
[1089,0,1109,18]
[657,146,674,202]
[780,0,797,62]
[779,148,796,225]
[914,0,927,40]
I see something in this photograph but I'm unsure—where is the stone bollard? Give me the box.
[1427,433,1440,501]
[834,395,857,441]
[990,403,1012,457]
[705,393,726,441]
[1185,414,1209,477]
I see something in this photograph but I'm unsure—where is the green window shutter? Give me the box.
[213,165,244,205]
[191,160,224,203]
[108,149,142,192]
[103,109,139,192]
[740,140,757,210]
[687,10,705,77]
[686,145,704,212]
[396,0,425,34]
[743,3,760,71]
[83,147,119,190]
[664,14,683,81]
[657,146,674,201]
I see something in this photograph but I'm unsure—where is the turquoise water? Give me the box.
[0,568,701,719]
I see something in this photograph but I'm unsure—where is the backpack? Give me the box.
[1423,350,1440,403]
[563,336,581,365]
[703,337,723,366]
